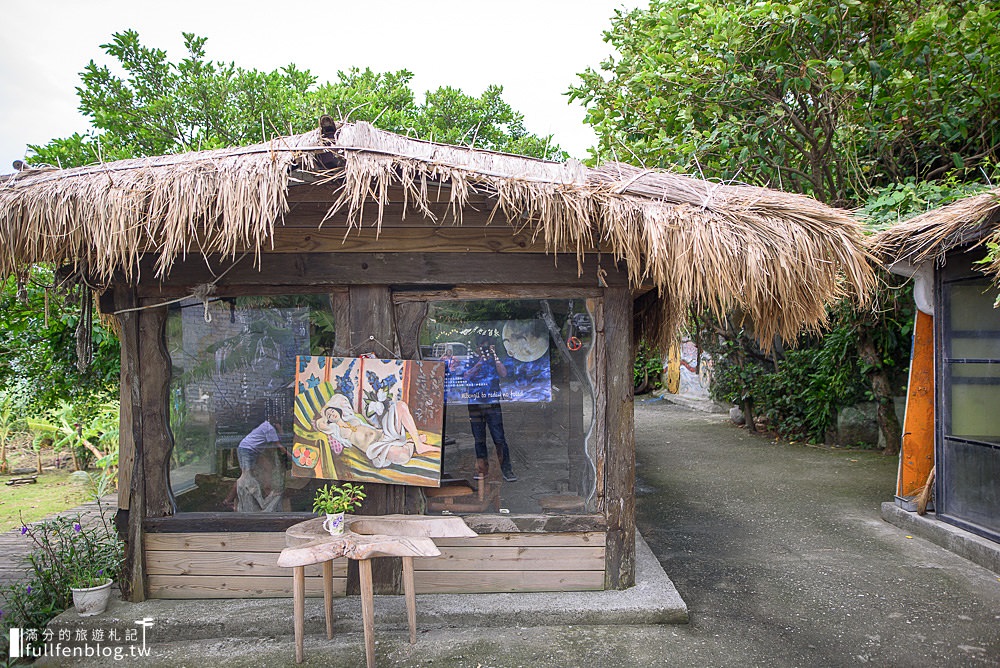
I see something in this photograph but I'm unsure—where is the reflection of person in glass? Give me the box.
[228,418,284,512]
[464,334,517,482]
[312,393,439,468]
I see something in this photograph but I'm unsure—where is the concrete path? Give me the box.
[634,399,1000,666]
[29,401,1000,666]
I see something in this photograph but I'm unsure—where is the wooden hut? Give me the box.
[0,120,873,600]
[872,188,1000,543]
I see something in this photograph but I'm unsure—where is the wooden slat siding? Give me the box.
[146,551,347,578]
[133,253,630,299]
[432,531,605,548]
[603,287,636,590]
[414,546,604,571]
[142,531,605,597]
[148,575,344,599]
[413,570,604,594]
[145,531,290,551]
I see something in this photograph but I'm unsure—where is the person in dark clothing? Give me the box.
[464,334,517,482]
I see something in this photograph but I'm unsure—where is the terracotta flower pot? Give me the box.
[71,579,113,617]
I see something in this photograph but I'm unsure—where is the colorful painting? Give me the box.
[292,356,446,487]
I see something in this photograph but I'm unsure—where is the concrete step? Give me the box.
[40,534,686,647]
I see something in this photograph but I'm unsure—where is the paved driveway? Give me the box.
[635,399,1000,666]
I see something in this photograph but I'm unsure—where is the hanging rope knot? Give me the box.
[191,283,217,322]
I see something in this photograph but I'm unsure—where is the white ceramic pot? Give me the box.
[71,579,113,617]
[322,512,346,535]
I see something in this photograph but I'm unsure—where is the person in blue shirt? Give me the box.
[463,334,517,482]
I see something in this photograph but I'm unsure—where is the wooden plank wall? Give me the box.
[144,531,605,598]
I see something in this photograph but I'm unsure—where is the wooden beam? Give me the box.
[286,183,496,206]
[392,286,604,303]
[603,287,636,590]
[265,226,552,254]
[133,253,629,299]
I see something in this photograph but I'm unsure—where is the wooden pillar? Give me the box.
[107,287,175,603]
[114,286,146,602]
[344,286,406,595]
[603,287,636,589]
[138,306,175,518]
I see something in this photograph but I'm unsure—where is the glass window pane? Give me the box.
[945,280,1000,344]
[420,298,597,514]
[167,295,337,512]
[949,383,1000,444]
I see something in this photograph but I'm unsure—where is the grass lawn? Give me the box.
[0,470,92,532]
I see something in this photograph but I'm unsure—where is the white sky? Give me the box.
[0,1,639,169]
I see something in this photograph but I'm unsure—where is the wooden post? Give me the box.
[403,556,417,644]
[293,565,305,663]
[345,286,406,595]
[138,306,174,518]
[603,287,636,589]
[359,558,377,668]
[323,560,335,639]
[114,286,146,602]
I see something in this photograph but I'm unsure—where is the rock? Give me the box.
[729,406,745,426]
[835,402,879,446]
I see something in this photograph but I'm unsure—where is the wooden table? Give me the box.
[278,514,477,667]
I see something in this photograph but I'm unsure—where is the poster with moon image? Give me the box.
[428,319,552,405]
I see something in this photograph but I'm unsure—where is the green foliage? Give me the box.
[25,398,120,475]
[28,31,564,168]
[0,509,123,658]
[312,482,366,515]
[0,269,119,415]
[569,0,1000,205]
[633,342,664,392]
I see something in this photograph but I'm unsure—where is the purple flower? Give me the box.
[20,525,28,535]
[0,609,5,619]
[73,523,82,533]
[25,585,31,594]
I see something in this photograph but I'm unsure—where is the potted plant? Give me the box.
[70,569,114,617]
[312,482,366,535]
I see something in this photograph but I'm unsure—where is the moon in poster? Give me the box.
[502,321,548,362]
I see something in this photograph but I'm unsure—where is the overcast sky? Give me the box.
[0,1,639,169]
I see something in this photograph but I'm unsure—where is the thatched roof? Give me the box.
[0,120,874,348]
[870,186,1000,279]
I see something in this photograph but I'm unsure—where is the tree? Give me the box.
[7,32,564,430]
[569,0,1000,206]
[29,31,564,168]
[570,0,1000,451]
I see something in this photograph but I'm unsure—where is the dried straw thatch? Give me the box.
[870,186,1000,278]
[0,120,874,349]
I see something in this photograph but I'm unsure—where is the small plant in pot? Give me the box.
[70,568,114,617]
[312,482,366,535]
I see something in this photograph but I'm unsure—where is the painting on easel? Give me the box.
[291,356,446,487]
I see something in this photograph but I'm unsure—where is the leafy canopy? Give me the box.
[569,0,1000,206]
[29,30,564,167]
